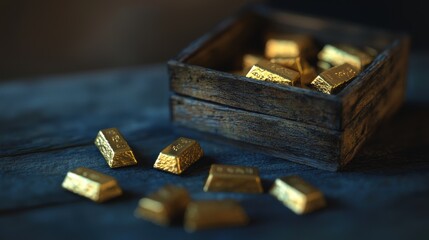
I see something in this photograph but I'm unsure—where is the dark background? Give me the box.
[1,0,428,80]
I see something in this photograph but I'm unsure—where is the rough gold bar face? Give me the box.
[203,164,263,193]
[153,137,204,174]
[311,63,358,94]
[270,176,326,214]
[62,167,122,202]
[265,34,313,58]
[318,44,372,70]
[245,59,300,86]
[243,53,264,73]
[184,200,248,232]
[135,185,191,226]
[94,128,137,168]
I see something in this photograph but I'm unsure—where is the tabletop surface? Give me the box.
[1,54,429,240]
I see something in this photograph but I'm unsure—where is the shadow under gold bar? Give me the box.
[62,167,122,203]
[203,164,263,193]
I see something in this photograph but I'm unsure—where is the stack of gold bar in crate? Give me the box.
[237,33,375,94]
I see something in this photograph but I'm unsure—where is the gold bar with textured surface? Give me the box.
[246,59,300,86]
[184,200,248,232]
[94,128,137,168]
[270,175,326,214]
[153,137,203,174]
[311,63,358,94]
[62,167,122,202]
[203,164,263,193]
[135,185,191,226]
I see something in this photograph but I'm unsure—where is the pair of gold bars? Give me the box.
[240,34,375,94]
[134,185,248,232]
[93,127,203,174]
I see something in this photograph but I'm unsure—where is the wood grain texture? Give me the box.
[0,66,169,157]
[171,94,341,171]
[339,37,410,128]
[341,69,405,167]
[169,61,341,129]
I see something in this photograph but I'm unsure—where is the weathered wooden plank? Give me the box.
[171,94,341,171]
[341,69,406,167]
[169,61,341,129]
[0,66,169,157]
[339,37,409,128]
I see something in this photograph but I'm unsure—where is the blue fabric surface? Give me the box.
[0,63,428,240]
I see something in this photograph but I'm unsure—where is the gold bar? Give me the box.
[243,53,264,73]
[270,56,304,73]
[311,63,358,94]
[245,59,300,86]
[203,164,263,193]
[62,167,122,202]
[153,137,204,174]
[94,128,137,168]
[265,34,314,58]
[134,185,191,226]
[270,176,326,214]
[184,200,248,232]
[318,44,372,71]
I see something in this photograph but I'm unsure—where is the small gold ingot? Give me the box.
[246,59,300,86]
[270,176,326,214]
[184,200,248,232]
[62,167,122,202]
[311,63,358,94]
[153,137,203,174]
[318,44,372,70]
[270,56,304,73]
[94,128,137,168]
[203,164,263,193]
[135,185,191,226]
[243,53,264,73]
[265,34,313,58]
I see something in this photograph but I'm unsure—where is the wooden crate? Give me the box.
[167,6,409,171]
